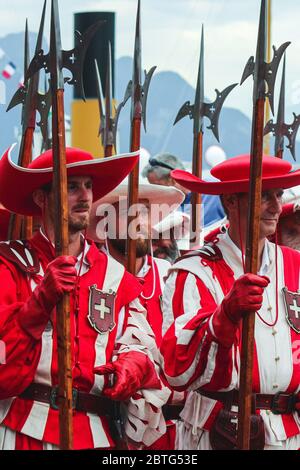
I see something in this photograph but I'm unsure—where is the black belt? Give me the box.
[199,390,297,415]
[162,404,184,420]
[20,383,116,416]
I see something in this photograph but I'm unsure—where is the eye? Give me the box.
[68,182,78,191]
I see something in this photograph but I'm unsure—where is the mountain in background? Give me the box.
[0,33,299,169]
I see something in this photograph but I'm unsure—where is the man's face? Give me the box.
[108,199,151,258]
[228,188,283,239]
[279,211,300,250]
[152,237,178,263]
[47,176,93,234]
[147,171,170,186]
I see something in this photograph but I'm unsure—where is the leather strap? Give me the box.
[20,383,116,416]
[162,404,184,421]
[199,389,297,415]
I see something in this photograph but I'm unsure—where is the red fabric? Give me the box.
[94,351,161,401]
[204,223,229,243]
[15,431,44,450]
[280,203,296,219]
[146,423,176,450]
[220,273,270,323]
[0,231,142,448]
[0,208,10,241]
[18,255,77,340]
[171,154,300,195]
[161,267,236,392]
[0,146,139,216]
[161,239,300,439]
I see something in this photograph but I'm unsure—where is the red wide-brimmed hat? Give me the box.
[0,145,139,216]
[172,154,300,195]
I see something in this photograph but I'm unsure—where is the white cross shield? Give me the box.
[282,287,300,334]
[88,285,116,334]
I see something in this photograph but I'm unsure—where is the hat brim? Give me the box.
[172,169,300,195]
[0,144,139,216]
[88,184,185,242]
[93,183,185,208]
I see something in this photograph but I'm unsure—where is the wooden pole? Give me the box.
[127,116,141,274]
[237,97,265,450]
[190,131,203,247]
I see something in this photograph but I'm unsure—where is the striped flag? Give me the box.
[18,75,24,88]
[2,61,16,79]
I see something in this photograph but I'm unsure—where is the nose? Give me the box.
[269,193,282,214]
[79,184,92,202]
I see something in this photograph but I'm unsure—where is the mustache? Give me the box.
[72,204,90,210]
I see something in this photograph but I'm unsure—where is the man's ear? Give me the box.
[32,189,46,209]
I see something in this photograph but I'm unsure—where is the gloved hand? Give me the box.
[212,273,270,348]
[94,351,161,401]
[222,273,270,323]
[19,255,77,339]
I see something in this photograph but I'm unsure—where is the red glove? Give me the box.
[94,351,161,401]
[212,273,270,348]
[19,255,77,339]
[222,273,270,323]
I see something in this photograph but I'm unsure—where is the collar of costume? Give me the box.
[30,229,100,270]
[0,144,139,216]
[222,231,271,276]
[136,255,151,278]
[171,154,300,195]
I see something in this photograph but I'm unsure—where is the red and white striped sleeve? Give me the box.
[115,297,171,447]
[0,263,42,399]
[160,269,239,393]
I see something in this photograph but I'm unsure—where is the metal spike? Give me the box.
[254,0,267,101]
[105,42,116,147]
[106,42,113,125]
[274,54,286,155]
[241,0,290,114]
[6,2,46,113]
[94,59,105,139]
[173,101,193,125]
[35,0,47,54]
[194,24,204,135]
[264,54,300,160]
[141,65,156,131]
[131,0,142,123]
[51,0,64,90]
[285,113,300,161]
[114,80,132,136]
[133,0,142,90]
[174,24,236,142]
[24,20,30,79]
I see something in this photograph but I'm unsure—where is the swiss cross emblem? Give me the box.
[88,285,116,334]
[282,287,300,334]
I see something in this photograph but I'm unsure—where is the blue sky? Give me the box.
[0,0,299,118]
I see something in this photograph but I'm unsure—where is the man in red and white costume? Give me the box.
[160,154,300,450]
[88,183,186,449]
[0,145,170,450]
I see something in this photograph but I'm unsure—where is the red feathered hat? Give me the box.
[172,154,300,195]
[0,145,139,216]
